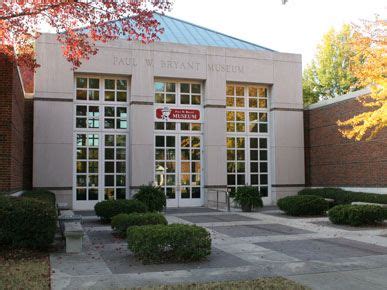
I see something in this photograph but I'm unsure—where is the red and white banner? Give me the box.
[156,107,200,121]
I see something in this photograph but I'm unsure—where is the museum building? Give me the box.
[6,14,304,210]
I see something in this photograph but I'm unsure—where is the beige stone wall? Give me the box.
[34,33,303,208]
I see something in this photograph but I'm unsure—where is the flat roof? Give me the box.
[306,88,371,110]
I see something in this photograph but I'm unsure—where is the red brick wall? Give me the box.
[304,97,387,188]
[0,55,33,193]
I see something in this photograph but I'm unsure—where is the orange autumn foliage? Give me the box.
[337,17,387,141]
[0,0,172,70]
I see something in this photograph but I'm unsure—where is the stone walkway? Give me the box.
[51,207,387,290]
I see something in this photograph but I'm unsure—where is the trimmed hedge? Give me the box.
[0,196,57,249]
[111,212,167,237]
[328,204,385,226]
[299,188,387,205]
[277,195,329,216]
[94,199,147,221]
[127,224,211,264]
[133,185,166,212]
[22,189,56,208]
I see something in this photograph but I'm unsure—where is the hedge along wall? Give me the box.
[304,89,387,190]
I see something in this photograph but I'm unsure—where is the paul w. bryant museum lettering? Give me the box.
[113,56,244,73]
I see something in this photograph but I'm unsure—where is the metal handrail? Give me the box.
[207,188,230,212]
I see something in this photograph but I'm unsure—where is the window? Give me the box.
[75,105,100,129]
[226,84,269,196]
[249,137,268,196]
[75,134,99,200]
[104,107,128,129]
[155,135,177,199]
[74,76,129,202]
[104,79,128,102]
[154,81,201,105]
[76,78,100,101]
[181,123,201,131]
[155,82,176,104]
[180,83,201,105]
[155,122,176,131]
[154,122,202,132]
[227,137,246,193]
[104,134,127,200]
[180,135,201,199]
[227,111,245,132]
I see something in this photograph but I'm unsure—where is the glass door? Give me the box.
[155,133,203,207]
[74,133,100,210]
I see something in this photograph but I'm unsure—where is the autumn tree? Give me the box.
[303,24,360,105]
[0,0,172,70]
[337,18,386,141]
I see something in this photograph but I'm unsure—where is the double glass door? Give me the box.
[155,133,203,207]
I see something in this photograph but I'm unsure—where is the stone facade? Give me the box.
[33,34,304,209]
[0,55,33,193]
[304,89,387,192]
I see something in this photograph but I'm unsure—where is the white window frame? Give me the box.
[73,75,130,209]
[226,84,271,201]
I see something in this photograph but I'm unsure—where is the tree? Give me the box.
[337,18,386,141]
[0,0,172,70]
[303,24,360,105]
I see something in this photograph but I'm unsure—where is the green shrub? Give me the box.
[328,204,385,226]
[111,212,167,237]
[0,196,57,249]
[299,188,387,205]
[133,185,166,212]
[230,186,263,212]
[127,224,211,264]
[277,195,329,216]
[22,189,56,208]
[94,199,147,221]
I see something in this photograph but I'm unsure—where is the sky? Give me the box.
[167,0,386,68]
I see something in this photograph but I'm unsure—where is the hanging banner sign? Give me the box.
[156,107,201,121]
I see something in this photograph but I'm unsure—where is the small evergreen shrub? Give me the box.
[133,185,166,212]
[0,196,57,249]
[277,195,329,216]
[298,188,387,205]
[230,186,263,212]
[127,224,211,264]
[94,199,147,221]
[328,204,385,226]
[22,189,56,208]
[111,212,167,237]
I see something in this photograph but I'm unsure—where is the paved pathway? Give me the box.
[51,207,387,289]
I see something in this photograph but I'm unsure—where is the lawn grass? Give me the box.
[130,277,308,290]
[0,249,50,290]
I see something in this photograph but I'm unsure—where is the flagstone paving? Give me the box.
[52,207,387,290]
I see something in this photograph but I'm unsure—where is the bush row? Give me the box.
[111,212,167,236]
[328,204,385,226]
[94,185,166,221]
[22,189,57,209]
[95,199,147,221]
[277,195,329,216]
[0,191,57,249]
[298,188,387,205]
[127,224,211,264]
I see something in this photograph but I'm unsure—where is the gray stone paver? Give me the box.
[211,223,312,237]
[51,207,387,290]
[178,213,258,223]
[256,238,387,261]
